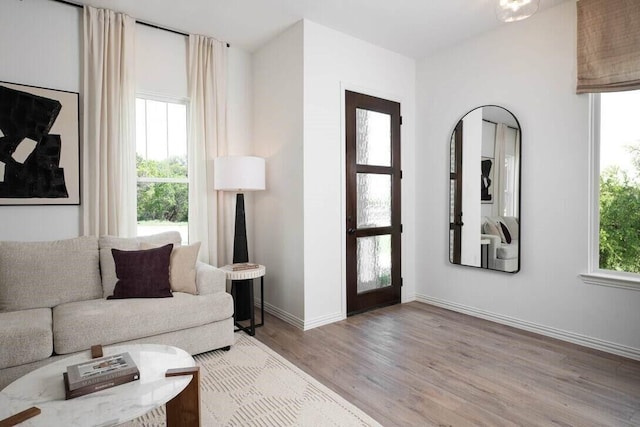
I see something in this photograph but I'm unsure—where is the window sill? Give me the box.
[580,272,640,291]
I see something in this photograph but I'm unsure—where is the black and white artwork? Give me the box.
[481,157,493,203]
[0,82,79,205]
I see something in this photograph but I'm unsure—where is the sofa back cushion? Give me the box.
[99,231,182,298]
[0,236,101,312]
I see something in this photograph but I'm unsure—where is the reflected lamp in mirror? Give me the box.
[449,105,521,273]
[496,0,540,23]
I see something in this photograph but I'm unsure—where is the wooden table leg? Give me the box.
[165,367,200,427]
[91,344,103,359]
[0,407,41,427]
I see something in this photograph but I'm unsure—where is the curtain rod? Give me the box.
[482,118,518,132]
[48,0,230,47]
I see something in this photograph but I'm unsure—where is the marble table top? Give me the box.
[1,344,194,427]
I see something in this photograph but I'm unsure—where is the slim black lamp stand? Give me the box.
[213,155,265,330]
[232,193,252,321]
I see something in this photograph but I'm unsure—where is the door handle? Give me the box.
[347,228,356,234]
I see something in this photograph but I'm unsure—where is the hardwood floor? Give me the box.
[254,302,640,426]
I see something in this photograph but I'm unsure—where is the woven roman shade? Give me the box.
[576,0,640,93]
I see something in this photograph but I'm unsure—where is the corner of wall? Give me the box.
[252,20,305,322]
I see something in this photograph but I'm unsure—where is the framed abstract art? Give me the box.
[0,81,80,205]
[481,156,494,204]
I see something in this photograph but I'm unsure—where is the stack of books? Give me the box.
[63,352,140,399]
[231,263,260,271]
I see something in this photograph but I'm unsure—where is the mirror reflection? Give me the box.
[449,105,521,273]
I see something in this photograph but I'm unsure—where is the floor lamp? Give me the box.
[214,156,265,321]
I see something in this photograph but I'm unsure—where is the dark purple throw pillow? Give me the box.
[108,244,173,299]
[499,221,512,244]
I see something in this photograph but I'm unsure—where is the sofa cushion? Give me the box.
[0,236,101,312]
[141,241,201,294]
[0,309,52,369]
[53,292,233,354]
[99,232,182,298]
[496,241,519,259]
[108,244,173,299]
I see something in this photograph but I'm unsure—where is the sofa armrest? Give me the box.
[195,262,227,295]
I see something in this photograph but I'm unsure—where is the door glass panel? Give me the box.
[356,108,391,166]
[357,173,391,228]
[357,235,392,293]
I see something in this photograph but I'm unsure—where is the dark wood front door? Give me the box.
[345,91,401,316]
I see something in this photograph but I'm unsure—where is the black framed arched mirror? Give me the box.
[449,105,521,273]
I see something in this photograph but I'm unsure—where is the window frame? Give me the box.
[136,94,189,187]
[135,94,190,242]
[580,93,640,291]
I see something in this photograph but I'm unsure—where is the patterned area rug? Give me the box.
[123,334,380,426]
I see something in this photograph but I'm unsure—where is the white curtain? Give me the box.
[82,6,137,237]
[492,123,507,217]
[187,35,228,264]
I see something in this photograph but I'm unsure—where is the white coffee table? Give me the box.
[0,344,195,427]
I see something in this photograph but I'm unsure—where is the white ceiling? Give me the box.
[70,0,570,59]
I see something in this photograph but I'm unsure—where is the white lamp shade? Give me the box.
[214,156,265,191]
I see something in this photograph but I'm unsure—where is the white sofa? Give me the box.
[481,216,519,272]
[0,232,234,389]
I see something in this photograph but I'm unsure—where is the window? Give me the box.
[583,90,640,289]
[135,97,188,243]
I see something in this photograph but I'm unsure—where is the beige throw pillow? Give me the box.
[140,241,201,294]
[483,221,501,238]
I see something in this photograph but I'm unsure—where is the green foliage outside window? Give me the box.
[599,145,640,273]
[137,155,188,223]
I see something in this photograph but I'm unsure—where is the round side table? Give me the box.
[220,265,266,336]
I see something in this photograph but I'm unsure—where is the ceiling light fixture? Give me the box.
[496,0,540,23]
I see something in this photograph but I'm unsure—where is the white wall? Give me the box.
[0,0,254,250]
[302,20,416,328]
[0,0,82,241]
[416,1,640,357]
[253,22,305,326]
[224,47,256,265]
[136,25,188,100]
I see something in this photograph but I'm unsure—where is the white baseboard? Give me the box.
[303,312,345,331]
[416,294,640,361]
[401,291,416,304]
[254,300,343,331]
[260,300,305,330]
